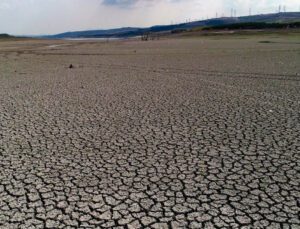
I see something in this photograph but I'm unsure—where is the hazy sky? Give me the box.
[0,0,299,35]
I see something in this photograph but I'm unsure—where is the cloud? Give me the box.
[103,0,139,6]
[101,0,179,8]
[0,2,11,10]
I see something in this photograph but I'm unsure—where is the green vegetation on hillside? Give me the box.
[0,33,15,39]
[0,34,13,38]
[202,22,300,31]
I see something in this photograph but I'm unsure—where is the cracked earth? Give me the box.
[0,36,300,228]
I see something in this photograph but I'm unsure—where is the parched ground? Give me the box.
[0,35,299,228]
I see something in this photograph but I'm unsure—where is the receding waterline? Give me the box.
[64,37,127,41]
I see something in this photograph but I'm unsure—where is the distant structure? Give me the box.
[141,32,159,41]
[230,8,237,18]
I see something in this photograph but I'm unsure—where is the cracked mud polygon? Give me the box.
[0,36,299,228]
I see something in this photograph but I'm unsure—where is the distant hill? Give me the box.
[50,27,140,39]
[202,21,300,31]
[0,34,14,39]
[44,12,300,39]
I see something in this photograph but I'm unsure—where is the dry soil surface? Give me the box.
[0,36,300,228]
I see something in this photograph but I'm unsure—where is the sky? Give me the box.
[0,0,299,35]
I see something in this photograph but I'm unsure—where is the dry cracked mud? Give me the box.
[0,36,300,228]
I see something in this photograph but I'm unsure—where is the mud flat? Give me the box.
[0,35,299,228]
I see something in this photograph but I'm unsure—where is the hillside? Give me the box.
[45,12,300,39]
[0,34,14,39]
[202,22,300,31]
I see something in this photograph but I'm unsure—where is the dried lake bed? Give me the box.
[0,35,299,228]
